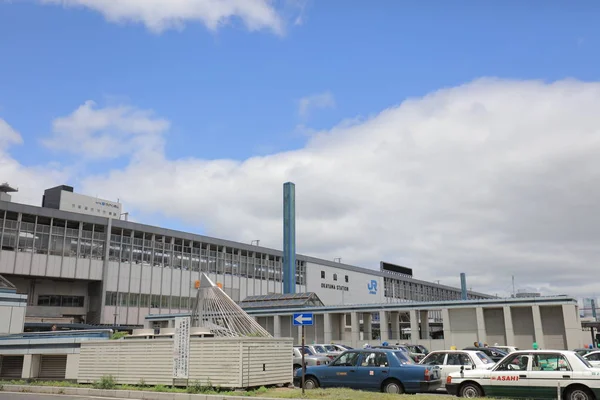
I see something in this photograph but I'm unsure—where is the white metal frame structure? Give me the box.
[191,273,271,338]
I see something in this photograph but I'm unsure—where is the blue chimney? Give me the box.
[283,182,296,294]
[460,273,467,300]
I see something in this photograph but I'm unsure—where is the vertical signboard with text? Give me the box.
[173,316,190,379]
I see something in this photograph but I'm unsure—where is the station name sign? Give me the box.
[321,283,349,291]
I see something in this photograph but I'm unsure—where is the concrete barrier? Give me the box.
[0,384,297,400]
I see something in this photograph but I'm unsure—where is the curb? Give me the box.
[0,385,291,400]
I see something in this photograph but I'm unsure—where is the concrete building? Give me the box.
[0,186,491,328]
[0,275,26,335]
[146,296,583,350]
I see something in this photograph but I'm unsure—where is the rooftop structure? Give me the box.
[240,292,324,310]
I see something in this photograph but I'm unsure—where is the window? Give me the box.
[38,295,84,307]
[476,352,494,364]
[78,205,81,209]
[345,275,349,283]
[85,207,88,210]
[532,354,571,372]
[447,353,472,366]
[91,208,94,212]
[360,352,389,367]
[333,273,337,281]
[393,351,414,364]
[332,351,360,367]
[587,353,600,362]
[72,204,75,208]
[495,354,530,371]
[321,271,325,279]
[422,352,446,366]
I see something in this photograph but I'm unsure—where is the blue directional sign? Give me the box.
[293,313,314,326]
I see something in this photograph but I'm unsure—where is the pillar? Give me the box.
[442,308,452,346]
[351,312,360,346]
[380,311,389,342]
[282,182,296,294]
[503,306,515,346]
[391,312,400,341]
[476,307,487,344]
[531,305,546,349]
[410,309,419,340]
[419,310,430,340]
[363,312,373,341]
[21,354,40,379]
[339,313,347,343]
[65,354,80,380]
[323,313,332,344]
[562,304,583,350]
[274,315,281,338]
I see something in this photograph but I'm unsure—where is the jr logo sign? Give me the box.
[368,280,378,295]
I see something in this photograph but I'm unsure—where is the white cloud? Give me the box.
[298,91,335,118]
[0,118,23,147]
[4,78,600,299]
[41,100,170,160]
[39,0,285,34]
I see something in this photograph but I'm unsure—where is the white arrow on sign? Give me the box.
[294,314,312,324]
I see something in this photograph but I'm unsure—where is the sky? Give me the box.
[1,0,600,298]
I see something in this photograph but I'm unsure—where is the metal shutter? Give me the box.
[0,355,24,378]
[39,355,67,379]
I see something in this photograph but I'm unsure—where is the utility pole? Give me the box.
[512,275,515,297]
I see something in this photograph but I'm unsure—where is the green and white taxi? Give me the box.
[446,350,600,400]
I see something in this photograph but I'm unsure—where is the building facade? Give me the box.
[0,187,491,327]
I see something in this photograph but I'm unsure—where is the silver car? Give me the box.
[293,346,330,371]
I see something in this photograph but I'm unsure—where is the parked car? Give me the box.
[575,348,596,357]
[374,345,425,363]
[293,346,330,371]
[303,344,339,360]
[491,345,519,354]
[463,346,507,362]
[583,350,600,367]
[420,350,495,383]
[331,343,353,352]
[446,350,600,399]
[293,348,442,394]
[406,344,430,355]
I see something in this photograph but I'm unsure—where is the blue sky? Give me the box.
[2,1,599,168]
[2,1,600,294]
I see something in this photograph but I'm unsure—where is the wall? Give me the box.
[483,308,507,346]
[0,251,103,281]
[78,338,293,388]
[58,191,122,218]
[511,307,535,350]
[541,306,566,349]
[306,262,384,305]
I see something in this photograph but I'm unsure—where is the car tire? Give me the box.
[566,386,593,400]
[382,379,404,394]
[304,377,319,390]
[460,382,483,398]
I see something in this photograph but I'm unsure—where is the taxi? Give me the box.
[445,350,600,400]
[294,348,442,394]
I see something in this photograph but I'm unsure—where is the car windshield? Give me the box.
[298,347,314,355]
[313,346,326,353]
[575,352,594,368]
[323,345,336,352]
[394,351,415,364]
[476,352,494,364]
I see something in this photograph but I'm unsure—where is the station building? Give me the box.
[0,184,491,327]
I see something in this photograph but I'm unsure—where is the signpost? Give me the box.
[173,316,190,382]
[293,313,313,395]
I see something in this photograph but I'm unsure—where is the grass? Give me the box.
[0,380,446,399]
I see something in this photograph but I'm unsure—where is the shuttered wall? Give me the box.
[78,338,293,388]
[0,355,24,378]
[39,355,67,379]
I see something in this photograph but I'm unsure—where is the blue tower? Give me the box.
[460,273,467,300]
[283,182,296,294]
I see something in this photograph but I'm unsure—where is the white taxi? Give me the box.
[446,350,600,400]
[420,350,496,383]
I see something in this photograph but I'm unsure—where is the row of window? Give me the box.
[321,271,350,283]
[104,291,196,309]
[37,295,85,307]
[71,203,119,217]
